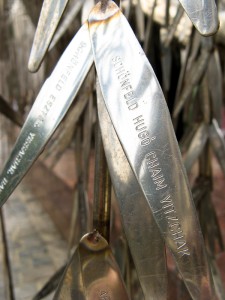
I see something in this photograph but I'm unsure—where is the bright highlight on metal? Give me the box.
[178,0,219,36]
[28,0,70,72]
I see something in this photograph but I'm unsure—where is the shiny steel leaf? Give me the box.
[135,0,145,43]
[82,0,95,24]
[97,82,167,299]
[42,68,94,165]
[184,123,209,174]
[178,0,219,36]
[28,0,70,72]
[179,123,199,153]
[54,231,130,299]
[48,0,83,51]
[173,43,211,118]
[209,119,225,177]
[0,23,93,207]
[163,4,184,48]
[89,2,215,298]
[207,49,223,126]
[191,176,211,207]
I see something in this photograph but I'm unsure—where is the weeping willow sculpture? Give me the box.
[0,0,225,299]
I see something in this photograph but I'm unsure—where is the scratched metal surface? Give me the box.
[89,2,215,299]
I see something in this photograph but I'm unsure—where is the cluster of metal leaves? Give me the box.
[0,0,225,299]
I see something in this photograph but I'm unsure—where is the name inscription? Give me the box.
[0,41,87,196]
[34,41,87,128]
[112,55,190,258]
[146,152,190,257]
[112,56,154,147]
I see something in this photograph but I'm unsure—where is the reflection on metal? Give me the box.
[89,1,215,298]
[178,0,219,35]
[135,0,145,42]
[41,68,94,167]
[207,49,223,126]
[0,23,93,207]
[28,0,70,72]
[53,231,130,300]
[93,122,111,242]
[82,0,95,23]
[192,176,211,207]
[173,38,212,118]
[67,126,91,254]
[163,4,184,48]
[184,123,209,173]
[209,119,225,177]
[48,0,83,51]
[97,82,167,299]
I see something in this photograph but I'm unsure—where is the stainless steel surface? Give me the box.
[82,0,95,23]
[28,0,70,72]
[54,231,130,299]
[48,0,83,51]
[93,123,111,242]
[173,43,211,118]
[135,0,145,42]
[97,82,167,299]
[178,0,219,36]
[163,4,184,48]
[0,23,93,207]
[184,123,209,173]
[209,119,225,177]
[207,49,223,126]
[89,1,215,298]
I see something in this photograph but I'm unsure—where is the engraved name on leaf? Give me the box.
[0,42,87,195]
[112,55,190,258]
